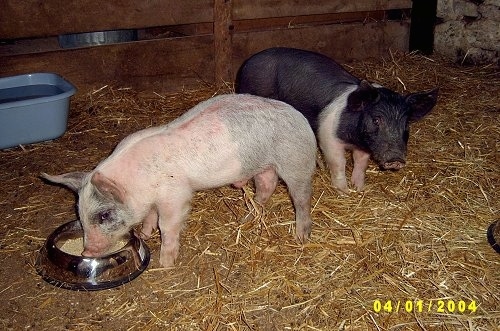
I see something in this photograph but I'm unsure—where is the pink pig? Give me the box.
[42,94,317,267]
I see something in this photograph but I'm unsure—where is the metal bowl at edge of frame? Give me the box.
[487,219,500,254]
[36,220,150,291]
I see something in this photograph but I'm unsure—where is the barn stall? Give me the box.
[0,0,499,330]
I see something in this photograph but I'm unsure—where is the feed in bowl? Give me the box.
[58,237,127,255]
[58,237,84,255]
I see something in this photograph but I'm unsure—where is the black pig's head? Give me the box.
[347,80,438,170]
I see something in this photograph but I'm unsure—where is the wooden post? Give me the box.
[214,0,233,86]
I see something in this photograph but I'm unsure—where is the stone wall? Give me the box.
[434,0,499,65]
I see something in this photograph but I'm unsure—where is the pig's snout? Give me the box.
[81,247,102,258]
[81,242,111,257]
[382,159,406,170]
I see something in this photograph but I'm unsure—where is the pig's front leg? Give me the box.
[351,149,371,191]
[319,138,349,194]
[317,114,349,194]
[156,192,192,267]
[139,209,158,239]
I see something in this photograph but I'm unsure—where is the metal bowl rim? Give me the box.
[36,220,150,291]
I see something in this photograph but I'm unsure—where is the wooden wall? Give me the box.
[0,0,412,94]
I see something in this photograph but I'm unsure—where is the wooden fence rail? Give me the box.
[0,0,412,94]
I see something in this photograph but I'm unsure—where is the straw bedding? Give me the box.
[0,52,498,330]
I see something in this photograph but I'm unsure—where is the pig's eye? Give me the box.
[98,210,112,223]
[372,117,381,126]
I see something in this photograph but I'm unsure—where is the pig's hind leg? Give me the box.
[279,172,314,243]
[240,168,279,223]
[156,191,193,267]
[253,167,279,205]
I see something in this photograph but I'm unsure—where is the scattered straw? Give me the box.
[0,52,498,330]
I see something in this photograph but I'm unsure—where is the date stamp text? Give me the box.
[373,299,477,314]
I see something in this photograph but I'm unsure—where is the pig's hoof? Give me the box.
[159,247,178,267]
[351,179,365,192]
[296,232,310,245]
[159,255,176,267]
[333,185,351,196]
[332,179,350,195]
[353,185,364,192]
[296,224,311,244]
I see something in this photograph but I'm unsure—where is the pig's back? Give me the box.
[97,94,316,193]
[215,94,317,173]
[237,47,359,130]
[170,93,312,138]
[151,94,315,190]
[216,94,312,135]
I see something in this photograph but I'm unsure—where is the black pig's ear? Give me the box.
[40,172,88,192]
[347,80,380,112]
[406,88,439,121]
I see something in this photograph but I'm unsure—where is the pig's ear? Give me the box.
[40,172,88,192]
[90,171,125,204]
[347,80,380,112]
[405,88,439,122]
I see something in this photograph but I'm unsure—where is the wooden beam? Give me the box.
[0,1,414,94]
[232,21,411,77]
[232,0,412,20]
[232,10,410,33]
[0,36,215,94]
[214,0,233,85]
[0,0,214,39]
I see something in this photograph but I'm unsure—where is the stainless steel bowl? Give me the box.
[487,219,500,254]
[36,220,150,290]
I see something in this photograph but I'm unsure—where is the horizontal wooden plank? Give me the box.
[232,21,410,77]
[0,0,214,39]
[0,36,215,94]
[233,10,411,33]
[233,0,412,20]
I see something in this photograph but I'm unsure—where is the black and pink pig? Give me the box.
[42,94,317,267]
[236,47,438,193]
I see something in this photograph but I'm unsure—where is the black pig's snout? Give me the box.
[382,159,406,170]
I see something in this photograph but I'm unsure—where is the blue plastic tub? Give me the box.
[0,73,76,149]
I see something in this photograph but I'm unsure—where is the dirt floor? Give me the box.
[0,53,499,330]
